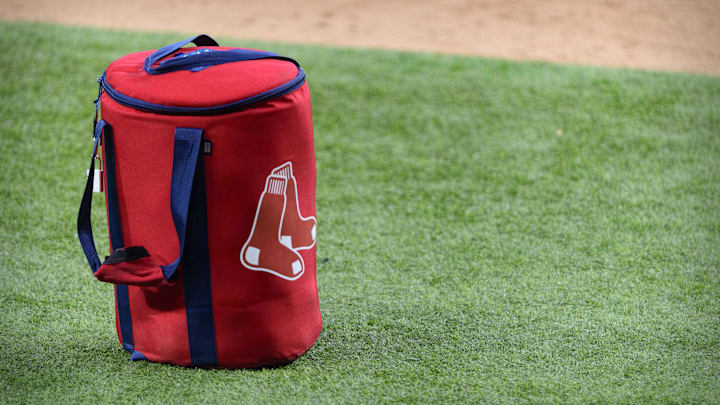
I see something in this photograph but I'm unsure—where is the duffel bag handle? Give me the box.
[77,120,203,286]
[144,34,297,75]
[144,34,218,73]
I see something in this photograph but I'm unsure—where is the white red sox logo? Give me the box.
[240,162,316,280]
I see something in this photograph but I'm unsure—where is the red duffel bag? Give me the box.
[77,34,321,368]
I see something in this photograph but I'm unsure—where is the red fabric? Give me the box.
[94,256,170,287]
[99,48,321,367]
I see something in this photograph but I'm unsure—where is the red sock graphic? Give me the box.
[240,175,304,280]
[272,163,317,250]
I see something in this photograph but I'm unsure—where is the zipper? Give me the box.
[98,67,305,116]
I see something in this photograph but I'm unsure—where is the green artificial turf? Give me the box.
[1,21,719,404]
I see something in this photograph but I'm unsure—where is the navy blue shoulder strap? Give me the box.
[77,120,107,272]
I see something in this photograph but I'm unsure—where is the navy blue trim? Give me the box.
[99,66,305,116]
[116,285,133,352]
[159,128,203,281]
[130,350,148,361]
[104,125,134,353]
[181,143,218,366]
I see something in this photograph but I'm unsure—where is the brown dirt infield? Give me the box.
[1,0,719,75]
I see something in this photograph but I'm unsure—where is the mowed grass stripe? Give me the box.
[0,22,718,404]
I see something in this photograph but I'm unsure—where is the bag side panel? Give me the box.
[203,84,322,367]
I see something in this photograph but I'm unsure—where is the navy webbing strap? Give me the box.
[104,123,123,254]
[180,146,218,365]
[159,128,203,280]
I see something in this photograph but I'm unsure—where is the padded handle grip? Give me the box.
[144,34,219,74]
[144,34,291,75]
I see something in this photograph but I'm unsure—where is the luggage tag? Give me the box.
[86,155,104,193]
